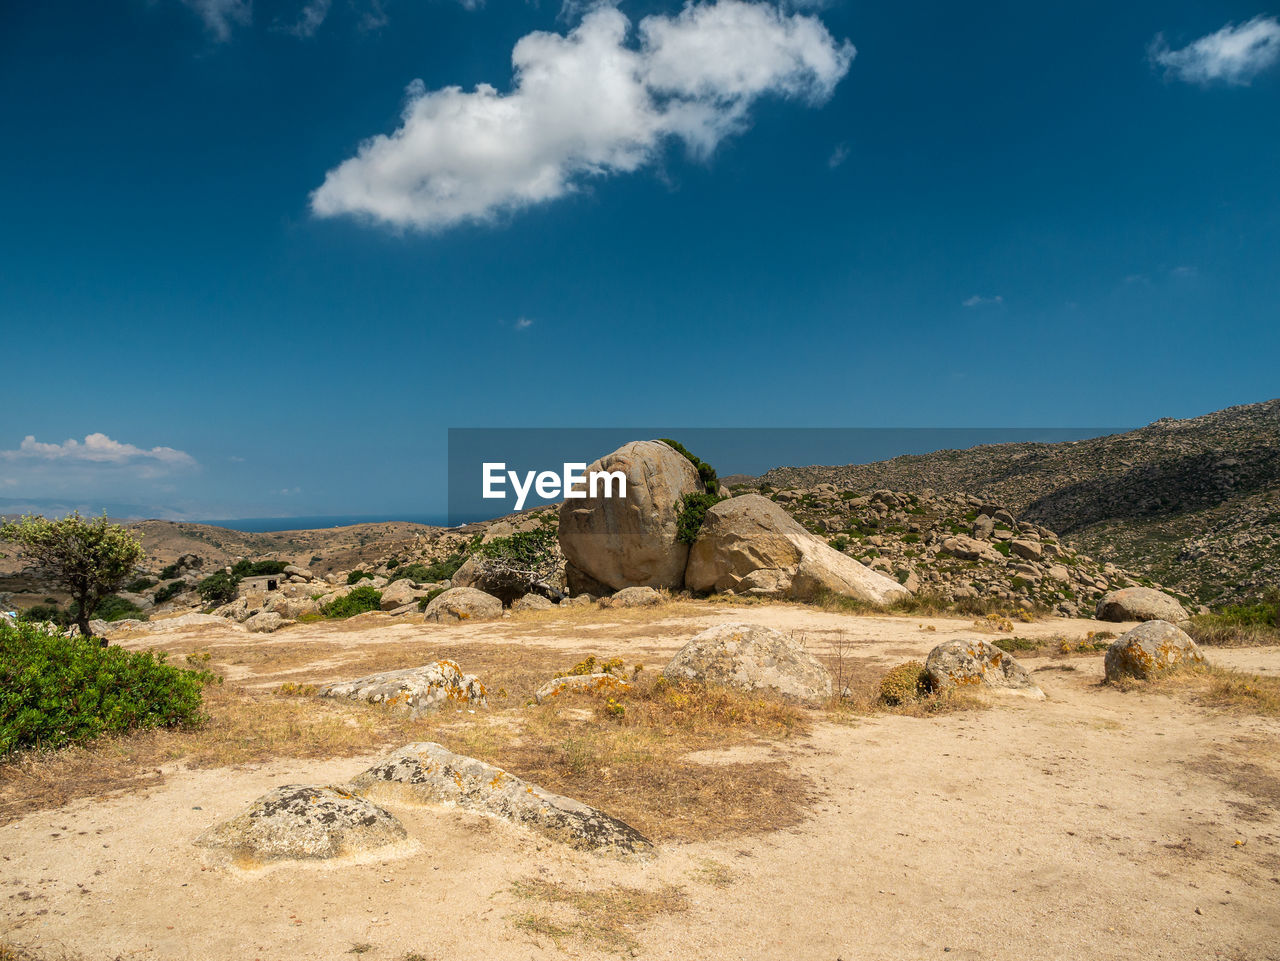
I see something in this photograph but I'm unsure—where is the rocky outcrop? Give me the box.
[421,587,502,624]
[319,662,487,715]
[663,622,833,705]
[1096,587,1188,624]
[195,785,406,863]
[1104,620,1205,681]
[558,440,702,591]
[924,638,1043,698]
[351,742,651,855]
[684,495,911,605]
[534,673,632,704]
[379,579,432,611]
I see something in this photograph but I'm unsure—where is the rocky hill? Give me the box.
[755,399,1280,605]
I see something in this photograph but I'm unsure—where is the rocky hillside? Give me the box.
[756,399,1279,605]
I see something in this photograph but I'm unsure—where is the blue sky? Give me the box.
[1,0,1277,520]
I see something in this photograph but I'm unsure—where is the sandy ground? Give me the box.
[3,603,1278,960]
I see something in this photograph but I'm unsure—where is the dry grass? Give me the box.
[987,631,1114,657]
[1185,615,1280,648]
[509,878,688,952]
[816,652,987,718]
[1110,663,1280,717]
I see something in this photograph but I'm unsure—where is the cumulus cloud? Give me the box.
[1150,15,1280,85]
[311,1,855,231]
[181,0,252,41]
[1,434,196,468]
[962,294,1003,308]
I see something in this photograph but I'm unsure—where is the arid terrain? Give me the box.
[3,599,1278,961]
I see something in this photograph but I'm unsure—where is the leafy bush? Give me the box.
[829,535,850,552]
[659,438,719,494]
[675,491,724,546]
[158,562,182,580]
[125,577,157,593]
[416,587,446,611]
[878,661,930,706]
[395,554,466,584]
[0,620,214,755]
[20,604,65,626]
[153,580,187,604]
[346,570,373,585]
[231,559,289,578]
[198,571,240,605]
[90,595,145,622]
[321,585,382,618]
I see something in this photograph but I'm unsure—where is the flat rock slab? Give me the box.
[351,742,652,856]
[663,622,833,705]
[319,661,488,715]
[1096,587,1188,624]
[924,638,1044,698]
[534,673,632,704]
[195,785,406,864]
[1105,620,1205,681]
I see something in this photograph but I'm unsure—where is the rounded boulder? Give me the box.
[1104,620,1204,681]
[663,622,833,705]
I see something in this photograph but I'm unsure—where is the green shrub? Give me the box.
[153,580,187,604]
[322,585,382,618]
[231,559,288,578]
[198,571,240,605]
[659,439,720,495]
[125,577,157,593]
[878,661,930,706]
[396,554,467,584]
[346,570,373,585]
[386,558,400,570]
[829,535,849,552]
[20,604,65,626]
[674,491,724,546]
[158,562,182,580]
[0,620,214,755]
[416,587,446,610]
[89,595,146,622]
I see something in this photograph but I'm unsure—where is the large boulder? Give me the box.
[924,639,1043,698]
[662,622,833,705]
[1096,587,1188,624]
[319,661,487,714]
[684,495,911,606]
[601,586,662,608]
[379,579,432,611]
[558,440,702,591]
[421,587,502,624]
[195,785,406,863]
[1104,620,1204,681]
[351,742,651,855]
[512,593,554,612]
[244,611,290,634]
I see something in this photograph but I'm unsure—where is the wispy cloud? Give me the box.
[514,316,535,330]
[1,433,196,468]
[962,294,1003,308]
[311,1,855,232]
[827,142,849,169]
[181,0,252,41]
[1150,15,1280,85]
[284,0,331,38]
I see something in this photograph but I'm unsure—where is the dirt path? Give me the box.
[3,605,1277,960]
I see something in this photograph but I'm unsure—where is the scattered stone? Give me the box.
[512,593,554,612]
[1104,620,1205,681]
[558,440,703,591]
[561,593,596,608]
[924,639,1044,698]
[1096,587,1188,624]
[663,622,833,705]
[195,784,406,863]
[601,586,662,608]
[243,612,290,634]
[421,587,503,624]
[684,495,911,606]
[351,742,651,855]
[319,662,487,714]
[534,673,631,704]
[283,565,314,581]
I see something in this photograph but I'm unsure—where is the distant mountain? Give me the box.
[757,399,1280,604]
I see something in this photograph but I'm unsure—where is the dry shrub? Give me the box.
[1111,662,1280,717]
[878,660,929,705]
[510,878,688,952]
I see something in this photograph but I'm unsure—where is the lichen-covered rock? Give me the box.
[663,622,833,705]
[318,661,487,714]
[513,593,554,612]
[421,587,502,624]
[557,440,703,591]
[924,638,1043,698]
[1096,587,1188,624]
[379,579,432,611]
[534,673,632,704]
[195,785,406,863]
[1104,620,1204,681]
[684,495,911,606]
[601,586,662,608]
[244,611,290,633]
[351,742,651,855]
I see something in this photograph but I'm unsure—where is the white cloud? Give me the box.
[514,316,535,330]
[181,0,252,41]
[311,1,854,231]
[286,0,331,38]
[1150,16,1280,85]
[1,434,196,468]
[827,141,849,168]
[962,294,1003,308]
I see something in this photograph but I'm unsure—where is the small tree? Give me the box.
[0,512,145,641]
